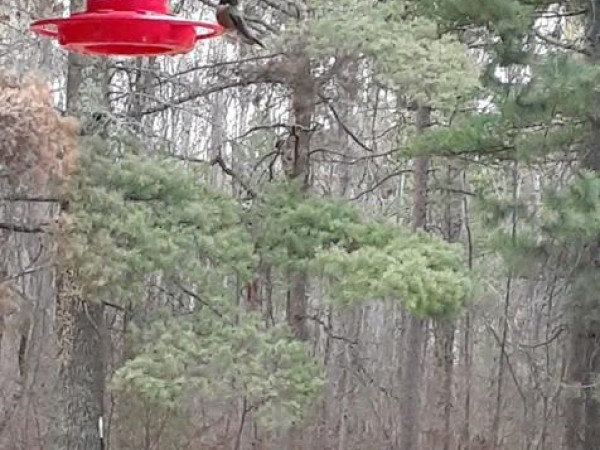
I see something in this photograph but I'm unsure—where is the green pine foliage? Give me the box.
[541,172,600,326]
[407,114,507,157]
[67,138,322,427]
[409,0,598,293]
[407,52,597,161]
[543,171,600,244]
[314,231,471,317]
[508,54,600,122]
[63,135,472,429]
[296,0,482,110]
[254,183,472,317]
[113,311,324,430]
[66,136,255,302]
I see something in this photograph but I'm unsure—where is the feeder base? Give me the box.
[30,8,224,57]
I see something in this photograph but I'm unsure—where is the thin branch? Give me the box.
[2,264,54,281]
[435,187,476,197]
[172,282,229,320]
[352,170,413,200]
[258,0,300,18]
[140,82,246,115]
[102,300,126,311]
[113,53,282,81]
[487,323,528,407]
[533,28,590,56]
[353,359,400,402]
[0,222,49,234]
[305,314,358,345]
[252,149,280,173]
[517,326,565,349]
[171,154,257,198]
[0,196,60,203]
[325,100,375,153]
[535,9,588,19]
[213,154,257,198]
[140,74,283,116]
[309,147,399,165]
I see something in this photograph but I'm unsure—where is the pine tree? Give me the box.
[397,0,600,448]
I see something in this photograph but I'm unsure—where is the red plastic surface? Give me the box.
[30,0,224,56]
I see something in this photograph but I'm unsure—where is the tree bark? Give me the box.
[433,162,463,450]
[52,261,105,450]
[51,1,107,447]
[563,2,600,449]
[491,162,518,449]
[398,104,430,450]
[284,54,315,341]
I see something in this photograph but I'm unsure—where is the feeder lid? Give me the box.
[30,0,225,57]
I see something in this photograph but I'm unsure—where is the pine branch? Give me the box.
[172,282,229,320]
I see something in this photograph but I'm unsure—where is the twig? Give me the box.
[325,101,375,153]
[171,154,257,198]
[0,222,49,234]
[0,196,60,203]
[172,282,229,320]
[305,314,358,345]
[533,28,590,56]
[352,169,413,200]
[517,326,565,349]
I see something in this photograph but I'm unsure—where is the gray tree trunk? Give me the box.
[284,53,315,342]
[399,104,430,450]
[563,2,600,449]
[52,265,105,450]
[51,1,107,447]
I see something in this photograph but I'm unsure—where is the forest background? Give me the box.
[1,0,599,449]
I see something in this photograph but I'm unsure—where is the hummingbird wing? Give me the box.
[227,8,265,48]
[216,6,235,28]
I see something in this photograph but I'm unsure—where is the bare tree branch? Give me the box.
[533,28,590,56]
[171,154,257,198]
[325,100,375,153]
[0,222,50,234]
[352,169,413,201]
[0,196,60,203]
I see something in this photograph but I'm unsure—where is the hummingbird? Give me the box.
[216,0,265,48]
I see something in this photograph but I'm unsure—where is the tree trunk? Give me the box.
[439,321,455,450]
[277,52,316,450]
[284,54,315,341]
[52,261,105,450]
[433,162,463,450]
[52,1,107,447]
[399,104,430,450]
[491,162,518,449]
[564,2,600,449]
[461,312,472,450]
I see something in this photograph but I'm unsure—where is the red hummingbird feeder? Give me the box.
[30,0,225,57]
